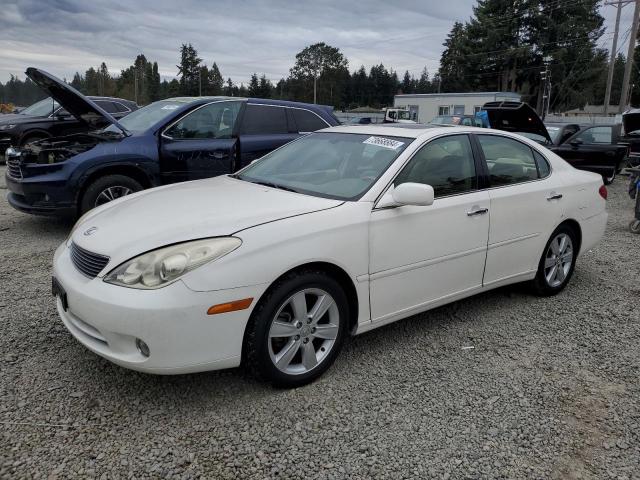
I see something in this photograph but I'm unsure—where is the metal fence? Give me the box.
[544,114,622,125]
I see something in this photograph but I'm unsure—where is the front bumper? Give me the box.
[52,242,269,374]
[5,170,77,217]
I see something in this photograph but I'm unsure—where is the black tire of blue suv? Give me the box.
[80,175,143,214]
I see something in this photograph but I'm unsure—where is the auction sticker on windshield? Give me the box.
[363,136,405,150]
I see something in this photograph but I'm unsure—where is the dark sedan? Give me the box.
[0,95,137,156]
[5,68,339,217]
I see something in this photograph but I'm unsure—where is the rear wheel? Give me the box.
[80,174,143,214]
[243,270,348,387]
[603,170,616,185]
[531,225,578,296]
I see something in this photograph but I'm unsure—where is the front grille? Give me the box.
[6,157,22,179]
[70,242,110,278]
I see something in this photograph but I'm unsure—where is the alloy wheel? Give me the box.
[543,233,574,288]
[95,186,133,206]
[267,288,340,375]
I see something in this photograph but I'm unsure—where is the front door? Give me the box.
[368,134,490,322]
[159,100,241,183]
[475,134,564,286]
[551,125,617,175]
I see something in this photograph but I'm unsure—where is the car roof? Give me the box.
[160,96,332,111]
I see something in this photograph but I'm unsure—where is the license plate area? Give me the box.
[52,276,68,311]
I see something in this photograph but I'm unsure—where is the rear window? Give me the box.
[241,104,288,135]
[290,108,328,132]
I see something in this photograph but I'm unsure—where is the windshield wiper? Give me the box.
[244,179,300,193]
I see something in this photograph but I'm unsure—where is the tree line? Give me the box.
[2,2,639,113]
[0,42,438,110]
[438,0,640,111]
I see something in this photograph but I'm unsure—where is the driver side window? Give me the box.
[164,102,240,140]
[394,134,477,197]
[573,126,612,144]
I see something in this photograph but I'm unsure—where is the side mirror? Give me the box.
[569,139,583,147]
[377,182,435,208]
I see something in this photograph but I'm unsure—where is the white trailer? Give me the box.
[393,92,522,124]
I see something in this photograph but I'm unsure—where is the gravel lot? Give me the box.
[1,165,639,479]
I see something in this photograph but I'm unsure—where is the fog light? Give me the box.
[136,338,150,357]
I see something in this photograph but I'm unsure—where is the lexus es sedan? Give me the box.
[53,124,608,386]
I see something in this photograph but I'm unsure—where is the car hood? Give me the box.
[71,175,343,269]
[622,109,640,134]
[25,67,128,135]
[0,113,49,126]
[481,101,552,143]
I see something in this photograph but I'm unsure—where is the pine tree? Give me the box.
[177,43,202,96]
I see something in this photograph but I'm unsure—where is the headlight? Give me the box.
[103,237,242,289]
[0,124,16,131]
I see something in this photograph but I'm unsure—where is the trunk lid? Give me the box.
[481,101,552,143]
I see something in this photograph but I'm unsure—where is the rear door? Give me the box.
[159,100,242,183]
[237,104,299,168]
[475,134,563,286]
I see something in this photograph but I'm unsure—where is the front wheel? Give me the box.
[243,270,348,387]
[80,174,143,214]
[530,225,578,296]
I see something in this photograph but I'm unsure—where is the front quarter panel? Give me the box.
[181,201,373,325]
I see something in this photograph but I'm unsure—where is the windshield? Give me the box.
[237,132,413,200]
[103,100,185,133]
[430,116,456,125]
[397,111,411,120]
[20,97,59,117]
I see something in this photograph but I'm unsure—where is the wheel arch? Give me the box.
[557,218,583,253]
[246,261,360,339]
[76,163,154,212]
[18,129,51,144]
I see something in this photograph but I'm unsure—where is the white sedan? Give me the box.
[52,125,608,386]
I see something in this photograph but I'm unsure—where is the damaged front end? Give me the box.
[16,133,107,165]
[6,132,122,181]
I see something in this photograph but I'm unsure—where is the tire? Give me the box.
[80,174,143,214]
[530,224,578,296]
[243,269,349,387]
[603,170,616,185]
[20,132,49,146]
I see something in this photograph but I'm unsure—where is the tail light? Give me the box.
[599,185,608,200]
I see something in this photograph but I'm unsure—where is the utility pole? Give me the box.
[604,1,630,115]
[619,0,640,113]
[538,56,551,120]
[198,69,202,96]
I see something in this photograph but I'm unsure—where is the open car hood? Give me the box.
[622,109,640,134]
[481,101,551,143]
[25,68,128,135]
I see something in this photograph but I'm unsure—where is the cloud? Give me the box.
[0,0,474,84]
[0,1,630,86]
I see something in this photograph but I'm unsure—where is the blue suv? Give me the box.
[5,68,339,217]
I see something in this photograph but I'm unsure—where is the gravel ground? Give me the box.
[1,165,639,479]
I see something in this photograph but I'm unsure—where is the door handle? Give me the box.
[546,193,563,201]
[467,207,488,216]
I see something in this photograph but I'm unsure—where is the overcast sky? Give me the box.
[0,0,636,85]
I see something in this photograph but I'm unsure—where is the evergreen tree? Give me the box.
[247,73,260,96]
[177,43,202,96]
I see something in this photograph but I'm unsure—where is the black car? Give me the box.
[5,68,340,217]
[482,101,627,184]
[0,95,137,155]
